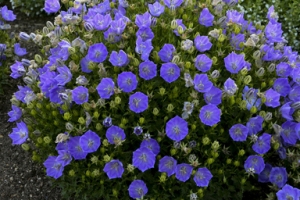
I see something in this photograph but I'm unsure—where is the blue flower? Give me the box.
[276,184,299,200]
[129,92,148,113]
[92,13,112,31]
[166,116,188,142]
[103,159,124,179]
[269,167,288,188]
[204,86,222,105]
[110,18,127,35]
[273,78,291,97]
[175,163,193,182]
[72,86,89,105]
[289,86,300,102]
[242,86,262,110]
[258,163,272,183]
[198,8,214,27]
[229,124,248,142]
[224,52,246,74]
[79,130,101,153]
[106,125,126,145]
[56,150,72,166]
[158,44,176,63]
[246,116,264,135]
[158,156,177,177]
[193,73,213,93]
[128,180,148,199]
[8,105,22,122]
[87,43,108,63]
[44,0,60,14]
[194,54,212,72]
[109,50,129,67]
[223,78,238,96]
[264,88,281,108]
[148,2,165,17]
[80,57,92,73]
[164,0,183,9]
[68,136,88,160]
[252,133,271,154]
[1,5,16,21]
[96,78,115,99]
[199,104,221,127]
[193,167,213,187]
[244,155,265,174]
[173,19,186,36]
[103,116,113,128]
[139,61,157,80]
[265,21,283,43]
[54,66,72,86]
[160,62,180,83]
[140,138,160,155]
[43,156,64,179]
[135,36,153,61]
[277,147,287,160]
[194,35,212,52]
[117,71,138,93]
[10,61,25,79]
[281,121,298,145]
[135,11,152,28]
[136,27,154,41]
[230,33,245,50]
[280,102,294,121]
[132,147,156,172]
[9,121,28,145]
[14,43,27,56]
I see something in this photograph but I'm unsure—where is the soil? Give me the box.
[0,4,62,200]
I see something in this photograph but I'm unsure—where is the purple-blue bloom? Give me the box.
[160,62,180,83]
[117,71,138,93]
[110,18,127,35]
[175,163,193,182]
[1,6,16,21]
[54,66,72,86]
[72,86,89,105]
[230,33,245,50]
[158,156,177,177]
[103,116,112,128]
[269,167,288,188]
[164,0,183,9]
[166,115,188,142]
[14,43,27,56]
[148,2,165,17]
[79,130,101,153]
[139,61,157,80]
[193,73,213,93]
[10,61,25,79]
[194,35,212,52]
[244,155,265,174]
[224,52,246,74]
[92,13,112,31]
[133,126,143,135]
[246,116,264,135]
[281,121,298,145]
[103,159,124,179]
[242,86,262,110]
[96,78,115,99]
[109,50,129,67]
[132,147,156,172]
[204,86,222,105]
[229,124,248,142]
[135,36,153,61]
[194,54,212,72]
[8,105,22,122]
[158,44,176,63]
[80,56,92,73]
[199,104,221,127]
[14,86,32,103]
[265,21,283,43]
[128,180,148,199]
[264,88,281,108]
[129,92,148,113]
[136,27,154,41]
[277,147,287,160]
[252,133,271,154]
[9,121,28,145]
[68,136,88,160]
[273,78,291,97]
[193,167,213,187]
[258,163,272,183]
[44,0,60,14]
[280,102,294,121]
[276,184,299,200]
[43,156,64,179]
[140,138,160,155]
[56,150,72,166]
[199,8,214,27]
[289,86,300,102]
[106,125,126,145]
[135,11,152,28]
[87,43,108,63]
[224,78,238,96]
[173,19,186,36]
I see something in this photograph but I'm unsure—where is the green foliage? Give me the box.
[10,0,45,16]
[8,0,300,199]
[239,0,300,51]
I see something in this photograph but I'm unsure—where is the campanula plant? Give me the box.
[7,0,300,199]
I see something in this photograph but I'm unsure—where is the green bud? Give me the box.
[103,139,109,147]
[213,152,219,158]
[93,111,100,119]
[78,117,85,125]
[191,124,196,130]
[177,26,184,34]
[273,142,280,150]
[212,56,218,65]
[139,117,145,125]
[238,149,245,156]
[159,87,166,96]
[159,173,167,183]
[37,137,43,144]
[96,123,102,131]
[243,75,252,85]
[91,155,99,165]
[233,24,241,34]
[68,169,75,177]
[188,22,193,29]
[115,96,121,104]
[207,158,214,165]
[261,82,266,89]
[112,188,118,197]
[34,54,42,63]
[73,110,79,117]
[126,164,135,173]
[239,100,247,110]
[43,136,51,144]
[153,108,159,115]
[32,154,40,161]
[30,109,37,116]
[133,58,140,67]
[269,79,274,87]
[233,160,240,167]
[172,55,180,64]
[86,170,91,177]
[185,61,191,69]
[250,106,257,114]
[170,148,177,156]
[110,101,116,109]
[171,19,178,29]
[241,178,247,185]
[226,158,232,165]
[202,136,210,145]
[211,141,220,151]
[182,14,188,21]
[21,143,30,151]
[167,104,174,112]
[92,169,100,177]
[68,47,76,55]
[218,34,226,42]
[100,147,105,154]
[103,154,111,162]
[240,67,248,76]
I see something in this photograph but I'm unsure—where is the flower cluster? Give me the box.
[7,0,300,199]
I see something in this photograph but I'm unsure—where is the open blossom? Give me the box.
[72,86,89,105]
[244,155,265,174]
[199,104,221,126]
[224,52,246,74]
[198,8,214,27]
[68,136,88,160]
[194,54,212,72]
[269,167,288,188]
[148,2,165,17]
[43,156,64,179]
[193,167,213,187]
[109,50,129,67]
[159,156,177,177]
[106,125,126,145]
[229,124,248,141]
[194,35,212,52]
[87,43,108,63]
[175,163,193,182]
[14,43,27,56]
[132,147,156,172]
[117,71,138,93]
[79,130,101,153]
[160,63,180,83]
[8,105,22,122]
[158,44,176,63]
[96,78,115,99]
[9,121,28,145]
[44,0,60,14]
[129,92,148,113]
[193,74,213,93]
[166,116,188,142]
[139,61,157,80]
[128,180,148,199]
[258,163,272,183]
[103,159,124,179]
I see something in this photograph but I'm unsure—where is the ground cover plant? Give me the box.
[7,0,300,199]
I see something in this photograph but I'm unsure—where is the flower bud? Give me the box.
[170,148,177,156]
[233,160,240,167]
[250,106,257,114]
[172,55,180,64]
[243,75,252,85]
[63,112,71,121]
[238,149,245,156]
[43,136,51,144]
[19,32,30,41]
[34,54,43,64]
[159,173,167,183]
[171,19,178,29]
[211,141,220,151]
[241,178,247,185]
[103,154,111,162]
[218,34,226,42]
[264,112,272,121]
[207,158,214,165]
[139,117,145,125]
[255,68,265,77]
[167,104,174,112]
[211,69,220,78]
[21,143,30,151]
[202,136,210,145]
[153,108,159,115]
[46,21,55,30]
[177,26,184,34]
[267,63,276,72]
[84,22,94,32]
[253,50,261,59]
[159,87,166,96]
